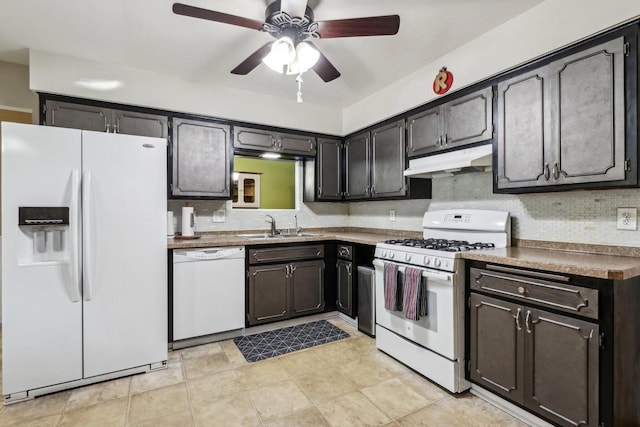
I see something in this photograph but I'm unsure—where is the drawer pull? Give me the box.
[515,308,523,331]
[517,286,526,295]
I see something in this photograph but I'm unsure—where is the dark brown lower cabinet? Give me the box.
[247,246,325,326]
[290,260,325,316]
[248,264,290,325]
[336,259,353,317]
[470,293,599,427]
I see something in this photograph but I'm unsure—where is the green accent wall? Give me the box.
[234,157,295,209]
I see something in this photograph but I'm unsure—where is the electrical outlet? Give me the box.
[389,209,396,222]
[617,207,637,230]
[212,209,226,223]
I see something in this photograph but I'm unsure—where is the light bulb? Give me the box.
[271,37,296,63]
[296,42,319,70]
[286,42,320,75]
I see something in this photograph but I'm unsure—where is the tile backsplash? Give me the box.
[349,172,640,247]
[170,172,640,247]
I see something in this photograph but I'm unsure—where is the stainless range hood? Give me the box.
[403,144,492,179]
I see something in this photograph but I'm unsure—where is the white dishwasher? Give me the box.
[173,247,245,341]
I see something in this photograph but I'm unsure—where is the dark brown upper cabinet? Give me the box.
[345,120,407,200]
[44,99,168,138]
[233,125,316,156]
[407,87,493,158]
[495,34,635,193]
[170,117,231,199]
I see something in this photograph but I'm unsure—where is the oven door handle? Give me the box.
[373,259,453,282]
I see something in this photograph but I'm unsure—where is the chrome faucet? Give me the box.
[295,214,302,235]
[265,214,278,236]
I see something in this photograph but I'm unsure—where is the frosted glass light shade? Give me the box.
[262,37,296,73]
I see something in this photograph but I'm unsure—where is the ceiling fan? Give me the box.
[172,0,400,83]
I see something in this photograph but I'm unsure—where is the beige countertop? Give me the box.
[462,247,640,280]
[167,228,421,250]
[168,229,640,280]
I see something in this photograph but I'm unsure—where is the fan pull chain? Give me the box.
[296,73,304,103]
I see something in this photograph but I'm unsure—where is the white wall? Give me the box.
[29,50,343,136]
[343,0,640,134]
[0,61,38,115]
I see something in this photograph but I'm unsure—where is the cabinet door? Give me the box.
[496,69,551,190]
[551,37,626,186]
[248,264,290,326]
[45,100,109,132]
[278,132,316,155]
[469,293,524,404]
[234,126,276,151]
[171,118,231,198]
[523,308,599,427]
[371,120,406,198]
[112,110,168,138]
[444,87,493,148]
[336,259,353,317]
[344,132,370,200]
[407,107,442,158]
[290,260,325,316]
[317,138,343,200]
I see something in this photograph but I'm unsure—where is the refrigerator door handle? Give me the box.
[82,170,94,301]
[69,169,82,302]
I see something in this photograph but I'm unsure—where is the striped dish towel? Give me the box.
[403,267,423,320]
[383,262,399,311]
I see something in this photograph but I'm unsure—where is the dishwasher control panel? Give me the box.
[174,247,244,261]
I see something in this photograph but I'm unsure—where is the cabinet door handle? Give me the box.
[515,308,522,331]
[437,135,443,147]
[346,264,352,275]
[443,133,448,146]
[525,310,533,334]
[544,163,550,181]
[552,162,559,181]
[105,123,111,133]
[290,265,296,275]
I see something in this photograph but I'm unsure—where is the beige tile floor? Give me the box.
[0,319,529,426]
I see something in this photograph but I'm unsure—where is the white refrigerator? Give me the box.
[1,122,168,402]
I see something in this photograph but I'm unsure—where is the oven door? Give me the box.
[373,259,456,360]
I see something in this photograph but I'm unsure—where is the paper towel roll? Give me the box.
[167,211,175,237]
[181,207,195,237]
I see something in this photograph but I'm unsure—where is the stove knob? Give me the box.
[405,253,412,262]
[389,252,395,259]
[423,256,430,266]
[381,250,388,257]
[434,258,442,268]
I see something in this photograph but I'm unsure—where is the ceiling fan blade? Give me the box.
[315,15,400,38]
[231,43,274,75]
[280,0,308,18]
[308,44,340,82]
[172,3,264,31]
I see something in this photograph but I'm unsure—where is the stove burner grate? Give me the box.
[383,238,495,252]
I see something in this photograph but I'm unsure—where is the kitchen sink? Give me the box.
[237,233,320,239]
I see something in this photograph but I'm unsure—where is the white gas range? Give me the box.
[373,209,510,393]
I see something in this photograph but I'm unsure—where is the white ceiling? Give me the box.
[0,0,545,108]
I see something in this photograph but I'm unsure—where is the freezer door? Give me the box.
[81,131,167,378]
[1,123,83,395]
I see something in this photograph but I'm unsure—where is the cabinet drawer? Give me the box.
[337,244,353,260]
[469,267,598,320]
[249,245,324,264]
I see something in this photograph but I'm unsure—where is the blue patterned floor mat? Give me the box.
[234,320,350,362]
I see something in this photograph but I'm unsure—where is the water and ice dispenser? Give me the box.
[18,207,70,263]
